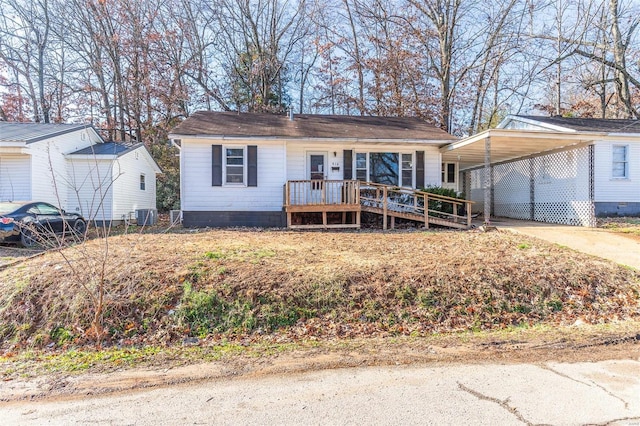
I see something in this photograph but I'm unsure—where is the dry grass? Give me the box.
[598,217,640,241]
[1,228,639,351]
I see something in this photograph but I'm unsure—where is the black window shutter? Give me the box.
[343,150,353,179]
[248,145,258,187]
[416,151,425,189]
[212,145,222,186]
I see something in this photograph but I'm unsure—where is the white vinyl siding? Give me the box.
[29,128,101,209]
[0,155,31,201]
[594,141,640,203]
[181,138,285,211]
[66,158,114,221]
[111,149,158,221]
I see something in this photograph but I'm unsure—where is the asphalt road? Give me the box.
[3,359,639,425]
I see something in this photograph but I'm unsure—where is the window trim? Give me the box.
[612,144,629,179]
[354,151,416,187]
[139,173,146,191]
[223,145,247,186]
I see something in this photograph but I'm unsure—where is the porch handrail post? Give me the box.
[284,182,289,206]
[383,185,388,230]
[424,193,429,228]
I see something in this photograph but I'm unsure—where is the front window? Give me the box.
[612,145,629,178]
[140,174,146,190]
[225,147,245,184]
[355,153,367,181]
[369,152,399,185]
[401,154,412,187]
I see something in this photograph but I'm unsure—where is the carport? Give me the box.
[440,129,600,226]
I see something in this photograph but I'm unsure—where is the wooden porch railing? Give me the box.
[359,182,473,230]
[284,180,361,229]
[285,180,360,206]
[283,180,473,230]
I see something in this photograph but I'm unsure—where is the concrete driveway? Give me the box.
[491,218,640,270]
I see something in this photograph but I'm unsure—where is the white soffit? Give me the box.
[440,129,610,171]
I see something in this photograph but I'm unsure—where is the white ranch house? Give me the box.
[171,112,640,228]
[0,122,161,224]
[170,112,467,229]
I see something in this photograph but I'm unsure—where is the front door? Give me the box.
[307,152,327,203]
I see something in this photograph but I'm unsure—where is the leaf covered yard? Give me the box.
[1,229,639,350]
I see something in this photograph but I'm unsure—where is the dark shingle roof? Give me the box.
[516,115,640,133]
[0,122,91,143]
[170,112,456,141]
[69,142,136,156]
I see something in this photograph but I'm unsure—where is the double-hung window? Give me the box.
[355,153,367,181]
[612,145,629,179]
[225,147,245,184]
[212,145,257,187]
[442,163,455,184]
[401,154,413,187]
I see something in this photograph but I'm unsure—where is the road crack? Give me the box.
[540,364,629,410]
[592,415,640,426]
[457,382,540,426]
[538,364,591,386]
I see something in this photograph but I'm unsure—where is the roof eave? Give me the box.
[26,125,98,143]
[168,134,456,144]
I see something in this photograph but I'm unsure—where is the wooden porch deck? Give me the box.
[284,180,473,230]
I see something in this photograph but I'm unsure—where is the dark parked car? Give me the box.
[0,201,86,247]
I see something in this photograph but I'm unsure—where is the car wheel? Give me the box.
[73,219,86,236]
[20,228,37,248]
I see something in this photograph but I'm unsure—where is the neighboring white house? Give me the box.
[169,111,457,227]
[0,122,161,223]
[441,115,640,226]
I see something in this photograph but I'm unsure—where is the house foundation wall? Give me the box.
[182,211,286,228]
[595,202,640,217]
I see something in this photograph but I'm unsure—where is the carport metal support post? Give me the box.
[483,136,491,224]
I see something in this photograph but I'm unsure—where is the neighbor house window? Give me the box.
[401,154,412,187]
[225,147,245,184]
[612,145,629,178]
[369,152,399,185]
[139,174,146,190]
[355,153,367,181]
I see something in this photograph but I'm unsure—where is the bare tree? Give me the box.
[0,0,54,122]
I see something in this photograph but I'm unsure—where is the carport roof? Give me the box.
[440,128,640,171]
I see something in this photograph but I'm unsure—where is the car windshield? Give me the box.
[0,202,24,215]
